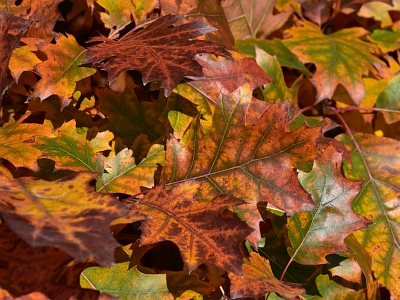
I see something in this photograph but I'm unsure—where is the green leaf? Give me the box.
[337,133,400,298]
[235,39,312,76]
[35,133,103,173]
[287,146,369,265]
[255,46,302,105]
[376,73,400,124]
[96,0,135,35]
[283,21,382,105]
[81,266,173,299]
[370,28,400,53]
[313,274,366,300]
[96,144,165,194]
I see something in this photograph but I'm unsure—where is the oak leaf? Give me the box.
[0,166,129,266]
[28,33,96,109]
[96,0,135,35]
[376,73,400,124]
[9,45,41,82]
[370,28,400,52]
[221,0,291,39]
[287,145,370,265]
[96,144,165,194]
[136,184,253,274]
[163,84,320,245]
[0,121,53,170]
[83,14,232,96]
[229,252,304,299]
[337,133,400,298]
[283,21,382,105]
[358,1,400,28]
[314,274,366,299]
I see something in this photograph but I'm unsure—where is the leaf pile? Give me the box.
[1,0,400,299]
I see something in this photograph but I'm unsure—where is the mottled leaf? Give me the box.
[0,167,128,266]
[221,0,291,39]
[28,33,96,109]
[188,54,272,102]
[96,144,165,194]
[0,122,53,170]
[9,45,41,82]
[96,0,135,35]
[229,252,304,299]
[330,257,363,285]
[255,46,302,104]
[95,76,166,147]
[370,28,400,52]
[337,133,400,298]
[283,21,382,105]
[136,184,253,274]
[287,146,369,265]
[84,14,232,96]
[376,73,400,124]
[132,0,158,25]
[164,84,320,244]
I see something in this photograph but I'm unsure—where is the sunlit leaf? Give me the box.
[337,133,400,298]
[0,167,128,266]
[283,21,382,105]
[96,0,135,35]
[358,1,400,28]
[287,146,369,265]
[370,28,400,52]
[28,34,96,109]
[96,144,165,194]
[9,45,41,82]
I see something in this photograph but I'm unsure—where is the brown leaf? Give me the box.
[136,184,253,275]
[0,166,128,266]
[188,54,273,102]
[0,223,101,299]
[229,252,304,299]
[83,14,232,96]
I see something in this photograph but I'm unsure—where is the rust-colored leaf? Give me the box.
[0,223,101,299]
[229,252,304,299]
[188,54,272,102]
[83,14,232,96]
[163,84,320,244]
[0,166,128,266]
[136,184,253,275]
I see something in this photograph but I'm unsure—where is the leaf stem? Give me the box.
[333,106,400,114]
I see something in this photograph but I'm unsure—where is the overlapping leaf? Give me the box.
[221,0,291,40]
[95,76,166,148]
[313,274,366,299]
[375,73,400,123]
[229,252,304,299]
[28,33,96,109]
[370,28,400,52]
[84,14,232,96]
[283,21,382,105]
[0,166,128,266]
[0,121,53,170]
[337,133,400,298]
[96,0,135,34]
[135,184,252,274]
[287,146,369,265]
[96,144,165,194]
[163,84,320,244]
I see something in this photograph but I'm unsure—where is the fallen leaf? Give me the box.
[8,45,41,82]
[330,257,363,285]
[221,0,291,39]
[376,73,400,124]
[0,167,128,266]
[136,184,253,274]
[84,14,232,96]
[370,28,400,52]
[28,33,96,109]
[96,0,135,35]
[358,1,400,28]
[314,274,366,299]
[287,145,370,265]
[229,252,304,299]
[283,21,382,105]
[337,133,400,298]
